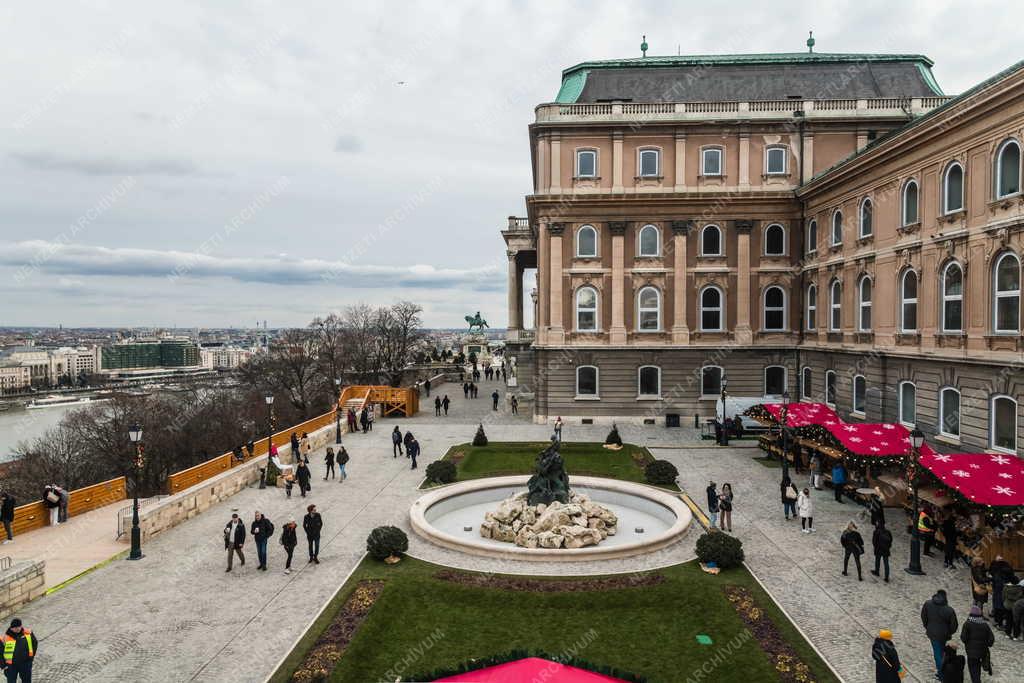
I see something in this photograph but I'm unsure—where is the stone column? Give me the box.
[801,133,814,184]
[612,131,624,193]
[673,131,687,191]
[609,221,627,343]
[548,223,565,344]
[738,132,750,190]
[507,250,521,336]
[550,133,562,194]
[671,221,692,343]
[734,220,754,344]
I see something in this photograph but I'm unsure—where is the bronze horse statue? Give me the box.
[465,312,489,332]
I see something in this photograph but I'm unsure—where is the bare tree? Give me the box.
[376,301,424,386]
[343,304,380,383]
[309,313,351,388]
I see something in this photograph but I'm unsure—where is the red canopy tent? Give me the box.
[918,449,1024,507]
[436,657,631,682]
[755,402,842,428]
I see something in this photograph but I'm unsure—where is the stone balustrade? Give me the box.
[0,559,46,622]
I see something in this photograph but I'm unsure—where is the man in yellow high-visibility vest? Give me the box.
[1,618,37,683]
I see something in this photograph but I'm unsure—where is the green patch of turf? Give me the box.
[270,556,840,683]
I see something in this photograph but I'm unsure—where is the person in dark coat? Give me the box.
[392,426,403,457]
[323,447,336,480]
[250,511,273,571]
[2,618,38,683]
[463,382,469,398]
[347,409,357,433]
[295,461,311,497]
[841,521,864,580]
[224,513,246,572]
[290,432,300,454]
[989,555,1013,627]
[941,643,966,683]
[871,521,893,582]
[359,408,369,433]
[42,485,60,527]
[434,396,442,416]
[409,438,420,470]
[942,513,960,568]
[403,431,415,459]
[781,476,798,520]
[921,589,959,678]
[442,395,450,415]
[0,492,15,544]
[280,519,298,574]
[491,390,499,410]
[869,488,886,527]
[871,629,902,683]
[337,447,349,481]
[1002,578,1023,637]
[960,605,994,682]
[424,378,431,396]
[970,557,991,611]
[303,504,323,564]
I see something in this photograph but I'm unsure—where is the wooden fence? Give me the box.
[11,476,126,536]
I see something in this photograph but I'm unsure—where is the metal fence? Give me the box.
[115,496,167,539]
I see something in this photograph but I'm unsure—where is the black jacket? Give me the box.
[42,487,59,509]
[706,486,719,512]
[280,524,297,548]
[871,637,901,683]
[872,527,893,557]
[941,647,965,683]
[0,494,15,522]
[392,429,402,444]
[780,481,798,504]
[303,512,323,539]
[869,497,885,525]
[841,529,864,555]
[224,520,246,548]
[2,628,37,666]
[251,517,273,542]
[338,449,350,465]
[295,463,311,485]
[324,450,335,465]
[921,592,958,642]
[959,617,994,659]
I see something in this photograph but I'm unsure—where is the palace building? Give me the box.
[502,45,1024,456]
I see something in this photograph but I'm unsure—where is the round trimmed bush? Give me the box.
[366,525,409,561]
[605,424,623,446]
[644,459,679,485]
[695,531,745,569]
[425,459,456,484]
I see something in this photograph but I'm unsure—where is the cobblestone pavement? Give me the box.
[11,384,1021,682]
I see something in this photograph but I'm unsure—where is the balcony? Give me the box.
[503,216,530,233]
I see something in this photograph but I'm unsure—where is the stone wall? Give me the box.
[0,560,46,622]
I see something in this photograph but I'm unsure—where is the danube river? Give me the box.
[0,404,79,462]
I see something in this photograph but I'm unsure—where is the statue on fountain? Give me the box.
[527,440,570,506]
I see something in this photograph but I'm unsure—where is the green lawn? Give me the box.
[271,556,839,683]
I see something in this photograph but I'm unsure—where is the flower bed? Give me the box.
[724,586,816,683]
[435,569,665,592]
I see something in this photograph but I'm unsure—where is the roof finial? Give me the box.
[807,30,815,54]
[641,35,648,58]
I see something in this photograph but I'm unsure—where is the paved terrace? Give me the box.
[11,382,1021,682]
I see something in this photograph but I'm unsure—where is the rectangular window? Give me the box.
[639,367,661,397]
[702,148,722,176]
[639,150,659,177]
[941,390,960,438]
[576,150,596,178]
[576,367,598,396]
[826,372,836,406]
[766,147,786,175]
[993,397,1017,452]
[701,367,722,397]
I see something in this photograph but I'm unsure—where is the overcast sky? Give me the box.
[0,1,1019,329]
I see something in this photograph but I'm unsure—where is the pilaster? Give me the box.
[734,219,754,344]
[548,223,565,343]
[671,220,693,344]
[673,132,687,192]
[612,131,624,193]
[609,221,627,343]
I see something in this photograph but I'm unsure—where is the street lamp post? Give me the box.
[719,376,729,446]
[262,394,275,490]
[127,424,144,561]
[780,391,791,482]
[334,378,343,444]
[905,427,927,575]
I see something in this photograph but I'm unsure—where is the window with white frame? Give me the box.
[994,252,1021,333]
[944,162,964,214]
[576,149,597,178]
[831,211,843,246]
[825,370,837,406]
[940,387,960,438]
[576,225,598,258]
[575,286,598,331]
[638,366,661,397]
[902,180,919,225]
[700,286,724,331]
[996,139,1021,198]
[639,149,660,177]
[701,225,722,256]
[638,224,660,257]
[829,280,842,331]
[765,146,787,175]
[900,270,918,333]
[763,286,786,331]
[637,286,661,331]
[700,366,722,397]
[806,220,818,254]
[764,224,785,256]
[576,365,599,397]
[801,366,812,400]
[899,381,916,426]
[764,366,786,396]
[859,198,873,238]
[853,375,866,414]
[701,147,723,176]
[991,395,1017,453]
[942,262,964,332]
[806,284,817,330]
[858,276,872,331]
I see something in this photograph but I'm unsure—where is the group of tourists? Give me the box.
[704,481,735,533]
[223,504,323,575]
[344,407,375,433]
[391,426,421,469]
[433,395,451,416]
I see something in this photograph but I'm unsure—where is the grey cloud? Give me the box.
[11,152,199,176]
[334,134,364,153]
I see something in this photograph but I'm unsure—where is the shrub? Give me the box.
[425,459,457,484]
[695,531,745,569]
[366,526,409,561]
[644,459,678,485]
[605,424,623,446]
[264,456,281,486]
[472,424,488,447]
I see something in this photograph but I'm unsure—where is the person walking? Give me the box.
[941,643,966,683]
[960,605,994,683]
[841,521,864,580]
[463,382,469,399]
[871,629,902,683]
[424,378,431,396]
[409,438,420,470]
[442,395,450,416]
[392,426,403,457]
[491,390,499,411]
[554,416,564,443]
[250,511,274,571]
[989,555,1012,629]
[42,485,60,527]
[360,408,369,433]
[324,447,336,480]
[434,396,442,416]
[942,513,960,569]
[718,483,734,533]
[869,488,886,528]
[295,461,311,498]
[797,487,814,533]
[2,618,38,683]
[337,447,349,481]
[366,407,374,431]
[921,588,959,678]
[871,521,893,582]
[0,492,15,544]
[224,513,246,572]
[1003,578,1024,639]
[705,481,719,529]
[303,504,322,564]
[510,395,518,415]
[831,461,847,503]
[403,431,415,459]
[280,519,298,575]
[781,476,799,520]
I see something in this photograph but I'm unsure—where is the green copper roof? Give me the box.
[561,52,935,77]
[916,62,944,96]
[555,69,588,104]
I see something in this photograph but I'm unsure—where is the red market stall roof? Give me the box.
[824,422,913,457]
[756,402,842,427]
[437,658,631,682]
[918,449,1024,507]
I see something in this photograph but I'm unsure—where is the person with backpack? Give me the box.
[871,521,893,582]
[250,511,274,571]
[280,519,298,575]
[337,447,350,481]
[781,476,799,520]
[491,390,500,411]
[841,521,865,580]
[921,588,959,678]
[323,447,336,480]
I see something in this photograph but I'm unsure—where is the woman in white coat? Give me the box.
[797,487,814,533]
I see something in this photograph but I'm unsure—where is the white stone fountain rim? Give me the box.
[409,475,693,562]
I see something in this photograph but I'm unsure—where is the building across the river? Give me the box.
[503,42,1024,457]
[101,338,201,371]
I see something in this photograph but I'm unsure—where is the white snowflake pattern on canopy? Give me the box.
[952,470,971,478]
[994,485,1016,496]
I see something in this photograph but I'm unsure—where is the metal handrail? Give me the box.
[115,495,167,539]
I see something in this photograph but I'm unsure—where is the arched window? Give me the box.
[638,366,661,397]
[638,224,660,257]
[943,162,964,214]
[859,198,873,238]
[764,366,786,396]
[764,224,785,256]
[637,286,661,331]
[942,262,963,332]
[994,252,1021,333]
[576,365,599,397]
[700,366,722,397]
[806,220,818,254]
[701,147,723,176]
[575,286,598,331]
[858,276,872,331]
[806,284,817,330]
[995,139,1021,198]
[638,148,660,177]
[763,286,786,331]
[576,225,598,258]
[765,146,787,175]
[900,270,918,333]
[825,370,837,406]
[902,179,919,226]
[701,225,722,256]
[576,149,597,178]
[831,210,843,246]
[991,395,1018,454]
[899,381,916,426]
[829,280,842,331]
[853,375,867,414]
[700,286,724,331]
[800,366,812,400]
[940,387,960,438]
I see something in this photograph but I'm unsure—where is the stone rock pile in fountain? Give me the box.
[479,490,618,549]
